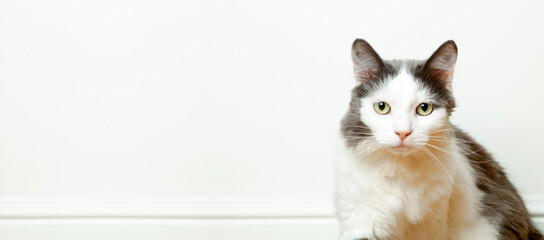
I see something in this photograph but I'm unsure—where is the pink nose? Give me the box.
[395,131,412,141]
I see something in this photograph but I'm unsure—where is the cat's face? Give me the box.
[342,40,457,155]
[359,68,451,155]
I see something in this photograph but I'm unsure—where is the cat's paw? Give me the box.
[339,225,388,240]
[339,235,371,240]
[339,229,372,240]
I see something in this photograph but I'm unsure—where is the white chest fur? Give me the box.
[334,141,496,240]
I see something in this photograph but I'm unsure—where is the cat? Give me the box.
[335,39,543,240]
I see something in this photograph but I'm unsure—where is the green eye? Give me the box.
[374,102,391,115]
[416,103,433,116]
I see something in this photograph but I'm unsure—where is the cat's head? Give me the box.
[341,39,457,155]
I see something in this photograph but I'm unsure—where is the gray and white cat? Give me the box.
[335,39,542,240]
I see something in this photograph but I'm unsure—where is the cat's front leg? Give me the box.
[335,150,396,240]
[336,199,394,240]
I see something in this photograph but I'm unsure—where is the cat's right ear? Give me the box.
[351,39,384,83]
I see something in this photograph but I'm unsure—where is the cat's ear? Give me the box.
[351,39,385,83]
[423,40,458,87]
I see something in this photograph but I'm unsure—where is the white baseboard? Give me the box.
[0,196,542,219]
[0,196,542,240]
[0,197,334,219]
[0,218,339,240]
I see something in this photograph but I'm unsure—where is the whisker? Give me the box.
[461,147,485,156]
[425,143,463,156]
[342,135,373,140]
[342,125,372,128]
[425,141,491,166]
[427,137,472,144]
[429,129,452,134]
[354,144,380,160]
[419,146,464,195]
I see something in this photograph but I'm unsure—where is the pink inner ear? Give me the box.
[427,55,456,85]
[354,69,379,82]
[443,70,454,84]
[429,68,454,85]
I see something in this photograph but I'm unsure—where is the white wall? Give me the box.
[0,0,543,239]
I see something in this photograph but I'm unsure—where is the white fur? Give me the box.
[335,68,498,240]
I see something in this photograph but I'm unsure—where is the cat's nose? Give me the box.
[395,131,412,141]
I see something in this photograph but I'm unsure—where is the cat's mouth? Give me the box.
[391,145,410,150]
[388,144,417,155]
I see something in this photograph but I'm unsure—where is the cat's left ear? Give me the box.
[423,40,458,87]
